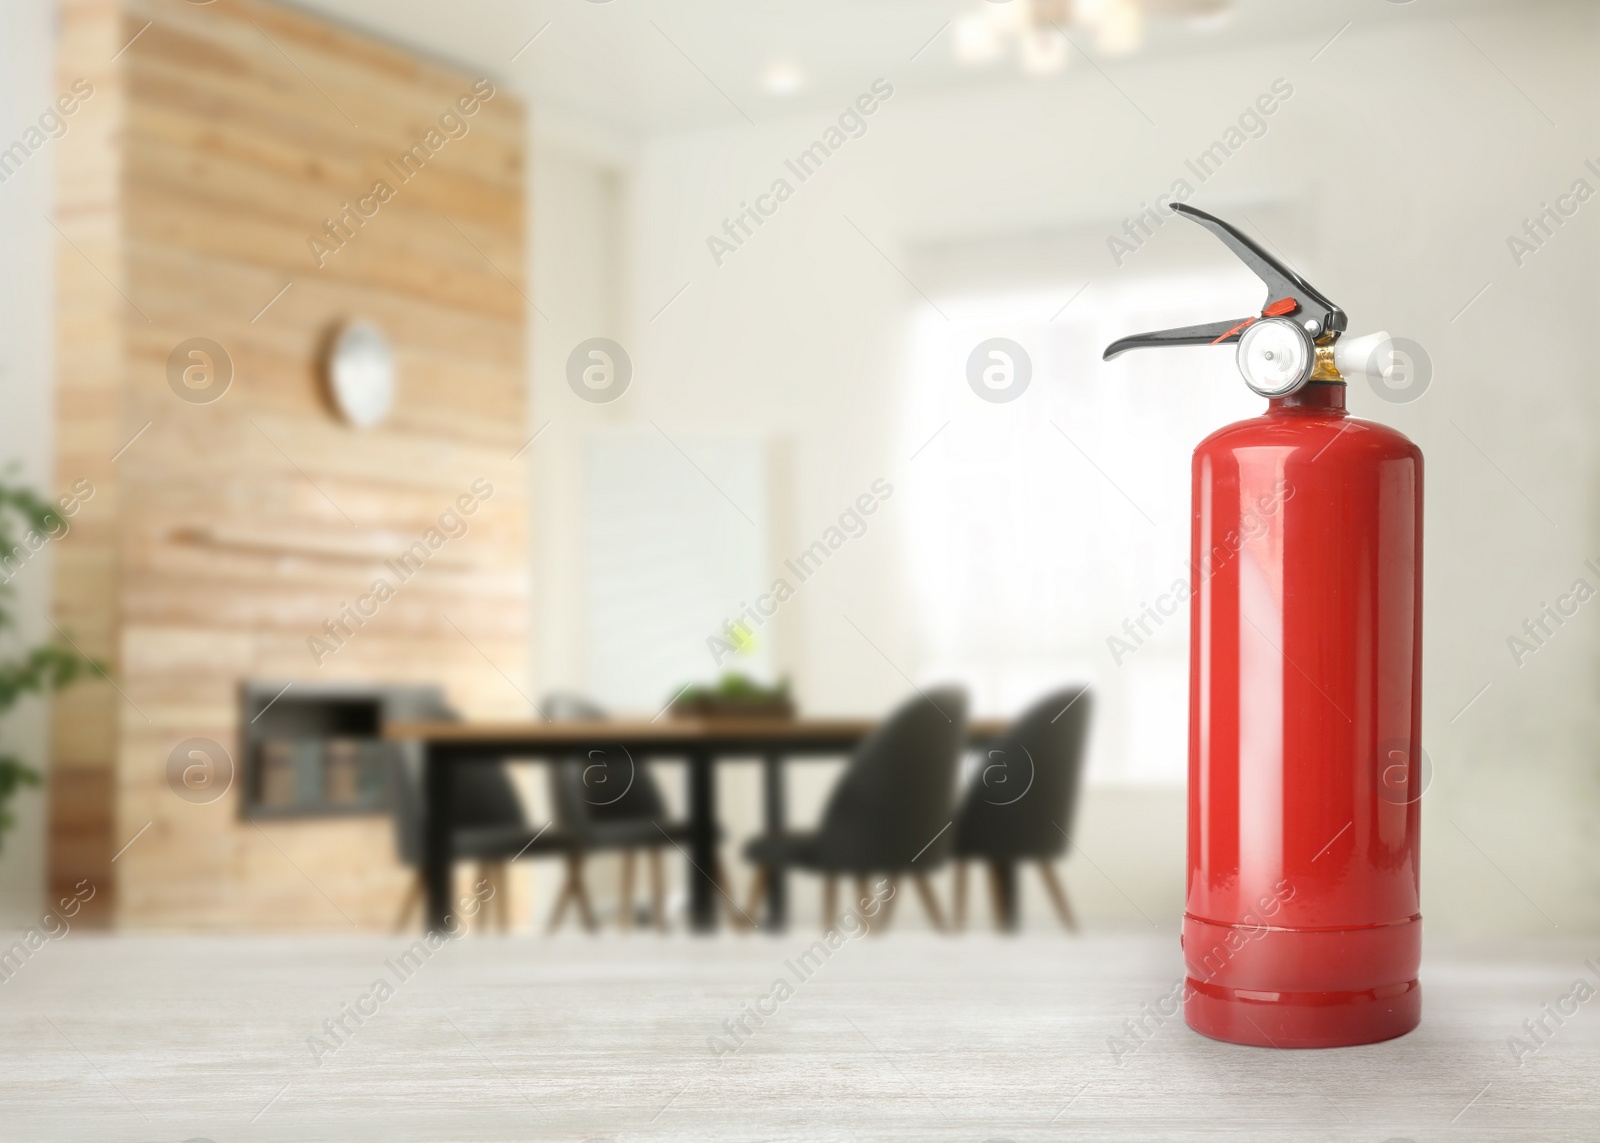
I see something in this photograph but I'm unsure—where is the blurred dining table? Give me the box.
[384,715,1007,934]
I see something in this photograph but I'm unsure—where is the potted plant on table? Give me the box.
[669,673,795,720]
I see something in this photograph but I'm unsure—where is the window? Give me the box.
[900,272,1261,785]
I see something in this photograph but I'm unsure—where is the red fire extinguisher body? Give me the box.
[1184,381,1423,1048]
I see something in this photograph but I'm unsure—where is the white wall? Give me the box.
[526,0,1600,934]
[0,0,60,925]
[528,112,634,702]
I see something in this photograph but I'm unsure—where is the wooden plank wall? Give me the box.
[50,0,127,928]
[52,0,531,929]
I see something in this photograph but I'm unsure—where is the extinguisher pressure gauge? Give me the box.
[1237,317,1314,397]
[1101,204,1400,398]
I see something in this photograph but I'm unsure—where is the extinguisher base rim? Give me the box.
[1183,978,1421,1049]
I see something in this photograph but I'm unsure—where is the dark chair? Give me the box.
[951,686,1093,932]
[391,748,581,934]
[543,693,742,932]
[742,687,968,932]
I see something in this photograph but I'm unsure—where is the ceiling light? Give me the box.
[952,0,1173,71]
[1144,0,1233,16]
[762,61,805,96]
[953,13,1004,64]
[1093,2,1144,55]
[984,0,1031,37]
[1019,28,1070,73]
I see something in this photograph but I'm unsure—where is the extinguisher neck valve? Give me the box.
[1310,344,1343,382]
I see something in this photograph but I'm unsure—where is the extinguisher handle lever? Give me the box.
[1101,204,1348,361]
[1103,318,1258,360]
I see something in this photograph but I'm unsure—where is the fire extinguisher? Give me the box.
[1104,204,1423,1048]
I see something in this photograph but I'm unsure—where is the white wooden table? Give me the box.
[2,931,1596,1140]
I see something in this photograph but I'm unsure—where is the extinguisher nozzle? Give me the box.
[1332,331,1395,382]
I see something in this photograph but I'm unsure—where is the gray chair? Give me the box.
[543,693,740,931]
[391,693,580,933]
[391,751,583,933]
[951,686,1092,932]
[742,687,968,931]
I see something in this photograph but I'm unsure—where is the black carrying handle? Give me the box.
[1101,204,1346,361]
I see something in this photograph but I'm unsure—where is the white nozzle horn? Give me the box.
[1332,331,1393,381]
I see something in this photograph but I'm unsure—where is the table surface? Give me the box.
[5,930,1596,1141]
[385,716,1011,745]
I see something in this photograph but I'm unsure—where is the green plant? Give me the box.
[672,672,791,707]
[0,480,98,850]
[711,672,789,700]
